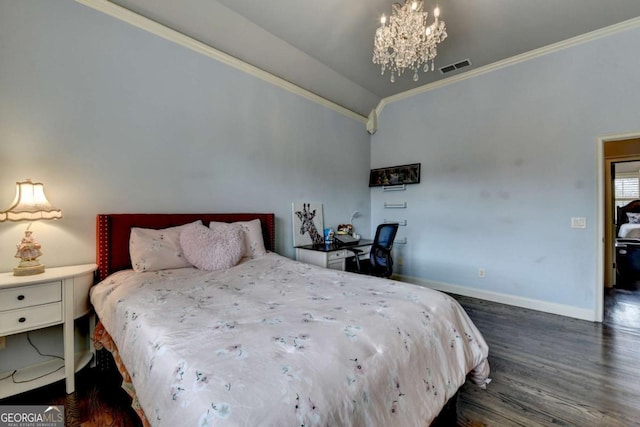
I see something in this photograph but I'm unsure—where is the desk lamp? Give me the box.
[350,210,361,237]
[0,179,62,276]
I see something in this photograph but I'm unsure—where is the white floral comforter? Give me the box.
[90,253,490,427]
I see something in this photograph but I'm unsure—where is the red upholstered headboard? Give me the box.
[96,213,275,281]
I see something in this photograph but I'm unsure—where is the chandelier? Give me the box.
[373,1,447,83]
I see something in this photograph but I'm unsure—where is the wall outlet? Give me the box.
[0,336,6,350]
[478,268,486,278]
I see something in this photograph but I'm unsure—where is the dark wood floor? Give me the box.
[604,281,640,332]
[0,366,141,427]
[455,289,640,427]
[2,289,639,427]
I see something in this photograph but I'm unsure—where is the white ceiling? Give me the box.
[108,0,640,117]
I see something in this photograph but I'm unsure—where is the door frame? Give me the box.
[597,131,640,322]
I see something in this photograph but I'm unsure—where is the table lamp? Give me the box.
[0,179,62,276]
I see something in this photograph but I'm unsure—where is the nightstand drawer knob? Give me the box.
[18,317,26,323]
[17,295,25,301]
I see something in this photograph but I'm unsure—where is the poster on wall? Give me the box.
[369,163,421,187]
[292,202,324,246]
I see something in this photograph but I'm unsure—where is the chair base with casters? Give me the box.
[345,223,399,278]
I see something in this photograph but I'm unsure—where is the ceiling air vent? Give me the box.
[439,59,472,74]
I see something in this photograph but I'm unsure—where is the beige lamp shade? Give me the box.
[0,179,62,221]
[0,179,62,275]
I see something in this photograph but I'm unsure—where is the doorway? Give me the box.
[603,138,640,287]
[602,137,640,329]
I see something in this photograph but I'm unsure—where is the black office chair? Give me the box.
[348,223,399,278]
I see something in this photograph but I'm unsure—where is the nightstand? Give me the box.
[0,264,97,398]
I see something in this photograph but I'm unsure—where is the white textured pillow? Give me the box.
[180,222,245,271]
[627,212,640,224]
[129,221,202,272]
[209,219,267,258]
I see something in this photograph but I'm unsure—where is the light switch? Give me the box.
[571,217,587,229]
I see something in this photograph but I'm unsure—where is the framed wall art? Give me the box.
[292,202,325,246]
[369,163,421,187]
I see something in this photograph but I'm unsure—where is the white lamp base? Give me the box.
[14,260,45,276]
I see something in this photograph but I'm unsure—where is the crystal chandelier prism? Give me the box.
[373,1,447,83]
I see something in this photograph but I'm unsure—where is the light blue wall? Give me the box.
[0,0,370,371]
[0,0,371,272]
[2,1,636,375]
[372,26,640,315]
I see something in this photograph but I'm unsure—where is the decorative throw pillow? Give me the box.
[627,212,640,224]
[180,222,245,271]
[129,221,202,272]
[209,219,267,258]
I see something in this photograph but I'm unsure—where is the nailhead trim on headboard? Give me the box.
[97,214,111,283]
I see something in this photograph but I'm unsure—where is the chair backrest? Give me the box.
[370,223,399,277]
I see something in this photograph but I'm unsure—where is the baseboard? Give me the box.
[395,274,598,322]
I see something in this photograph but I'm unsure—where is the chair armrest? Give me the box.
[345,248,363,255]
[344,248,363,271]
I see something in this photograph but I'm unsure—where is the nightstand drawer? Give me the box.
[0,281,62,311]
[0,302,63,335]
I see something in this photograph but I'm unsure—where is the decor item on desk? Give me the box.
[369,163,421,187]
[373,1,447,83]
[0,179,62,276]
[336,224,360,240]
[292,202,324,246]
[324,228,334,243]
[336,224,353,235]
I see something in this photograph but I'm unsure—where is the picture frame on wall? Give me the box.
[369,163,421,187]
[292,202,325,246]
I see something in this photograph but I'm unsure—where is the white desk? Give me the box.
[295,240,372,270]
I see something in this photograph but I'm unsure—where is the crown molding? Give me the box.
[372,16,640,122]
[74,0,368,124]
[73,1,640,133]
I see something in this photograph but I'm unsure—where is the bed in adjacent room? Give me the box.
[617,199,640,240]
[615,200,640,286]
[90,213,490,426]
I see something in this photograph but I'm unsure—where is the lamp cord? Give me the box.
[26,332,64,361]
[3,332,65,384]
[0,370,16,381]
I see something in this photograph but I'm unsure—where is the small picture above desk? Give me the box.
[295,240,373,271]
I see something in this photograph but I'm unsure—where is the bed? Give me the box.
[616,201,640,286]
[617,199,640,239]
[90,213,490,426]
